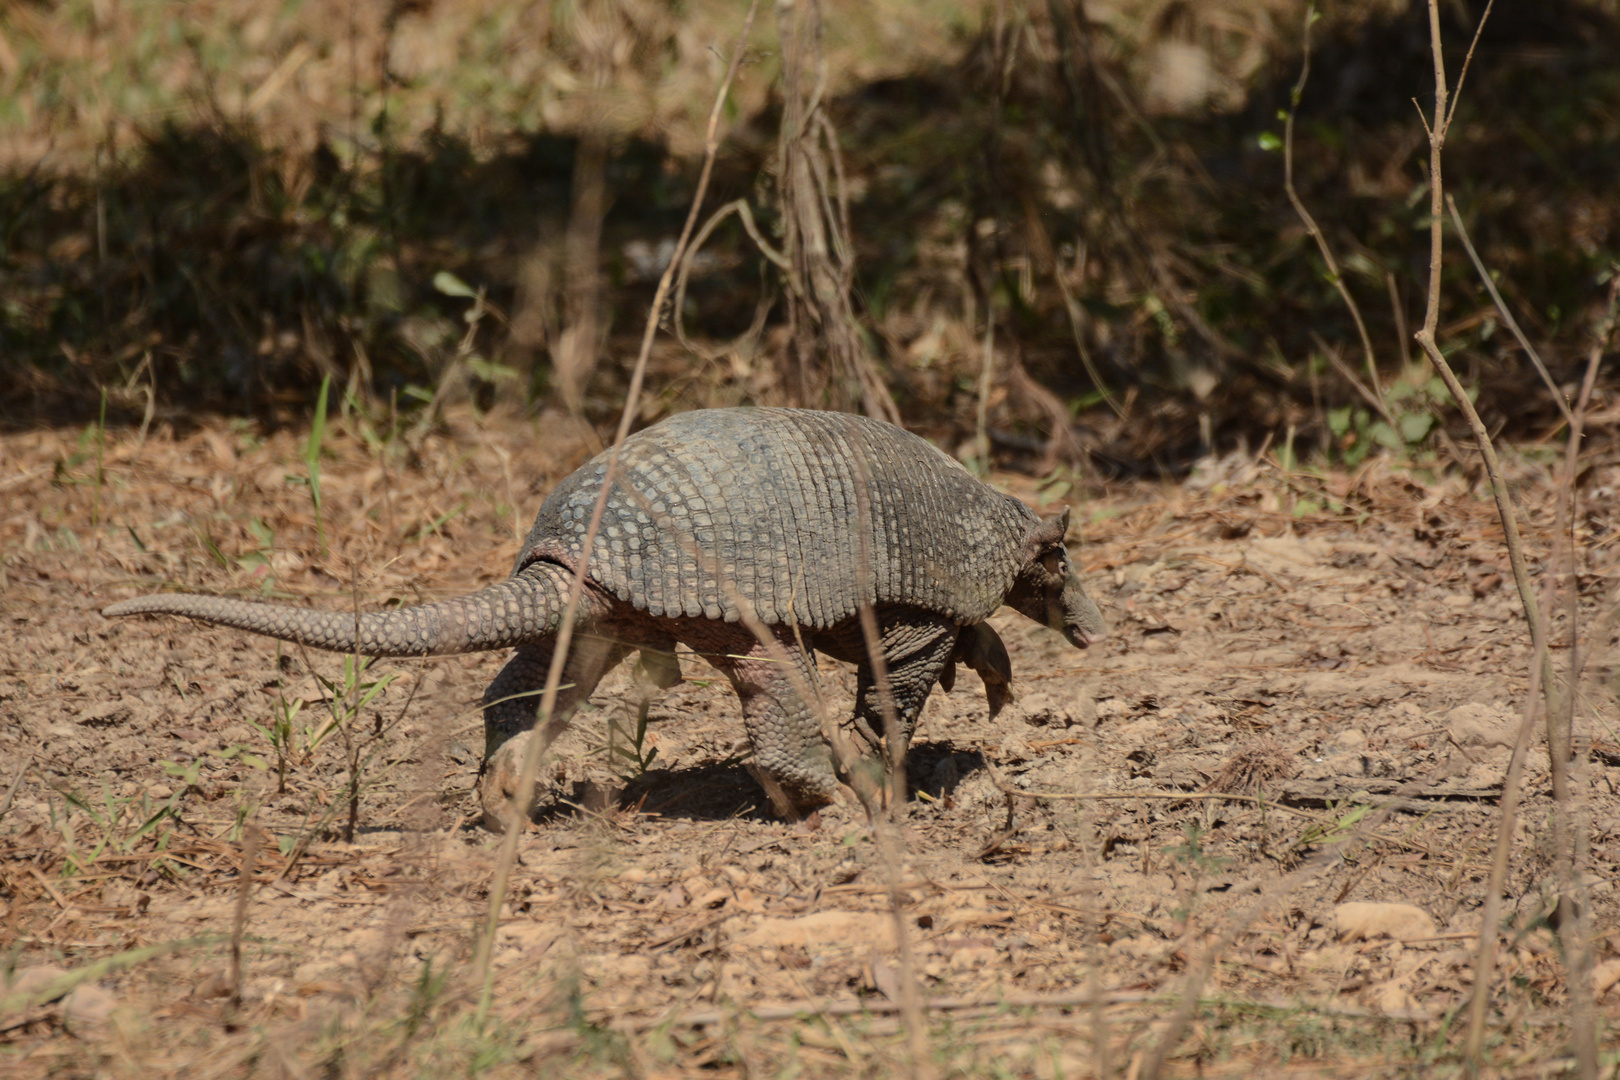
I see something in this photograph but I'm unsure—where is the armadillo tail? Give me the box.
[102,561,578,657]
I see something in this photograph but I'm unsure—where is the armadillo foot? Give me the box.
[477,731,544,832]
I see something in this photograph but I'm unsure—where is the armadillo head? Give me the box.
[1006,507,1106,649]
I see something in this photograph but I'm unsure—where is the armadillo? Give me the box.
[103,407,1106,823]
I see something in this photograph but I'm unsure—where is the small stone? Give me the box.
[190,971,234,1001]
[4,965,68,1005]
[76,701,130,726]
[1446,703,1519,749]
[693,887,731,909]
[63,984,117,1030]
[1327,729,1368,751]
[1331,902,1436,942]
[948,945,999,969]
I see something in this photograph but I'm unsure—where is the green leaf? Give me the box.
[304,375,330,543]
[433,271,477,298]
[1257,131,1282,152]
[1038,479,1071,505]
[1368,421,1403,450]
[1293,498,1321,517]
[1398,411,1434,443]
[356,671,402,710]
[468,357,519,384]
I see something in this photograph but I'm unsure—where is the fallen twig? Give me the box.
[615,986,1154,1031]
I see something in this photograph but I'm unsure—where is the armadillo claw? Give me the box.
[477,732,542,832]
[985,681,1013,719]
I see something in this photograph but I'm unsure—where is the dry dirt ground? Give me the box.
[2,408,1618,1078]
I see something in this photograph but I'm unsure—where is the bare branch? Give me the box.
[1443,0,1497,137]
[1312,331,1397,430]
[1055,245,1125,420]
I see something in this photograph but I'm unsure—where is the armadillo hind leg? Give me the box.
[700,626,839,817]
[632,641,683,692]
[478,634,632,830]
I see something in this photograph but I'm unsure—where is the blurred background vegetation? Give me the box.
[3,0,1617,476]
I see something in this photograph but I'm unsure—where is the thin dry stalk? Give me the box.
[1386,272,1411,369]
[617,986,1149,1030]
[840,400,942,1079]
[1463,635,1549,1076]
[852,615,933,1079]
[706,572,933,1079]
[1313,331,1397,429]
[1408,4,1551,739]
[0,757,31,822]
[691,444,931,1076]
[1055,245,1125,421]
[672,197,786,358]
[1283,3,1384,418]
[472,0,763,1024]
[972,0,1008,469]
[1073,802,1110,1080]
[228,822,261,1011]
[866,763,933,1080]
[1544,277,1616,1080]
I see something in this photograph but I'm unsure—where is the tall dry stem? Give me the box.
[1542,278,1616,1080]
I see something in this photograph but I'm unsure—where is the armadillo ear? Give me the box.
[1023,507,1071,560]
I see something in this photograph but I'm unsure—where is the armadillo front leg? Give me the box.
[851,615,959,765]
[702,626,839,816]
[478,633,632,829]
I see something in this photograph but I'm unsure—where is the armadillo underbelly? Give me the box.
[515,408,1037,628]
